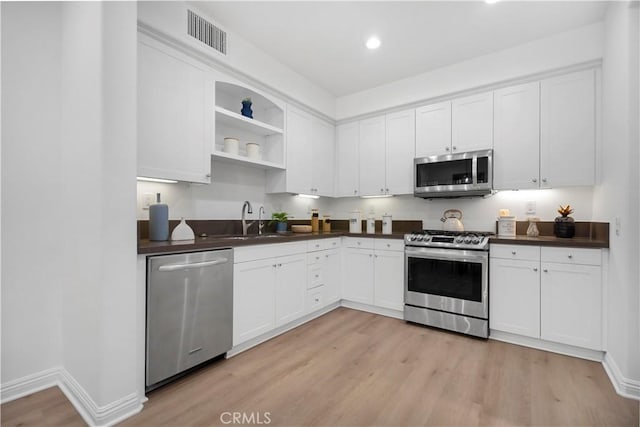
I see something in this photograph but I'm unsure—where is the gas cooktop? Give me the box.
[404,229,494,250]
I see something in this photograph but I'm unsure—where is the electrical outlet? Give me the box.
[143,193,155,210]
[525,201,536,215]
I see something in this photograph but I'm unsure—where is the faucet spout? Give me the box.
[241,201,254,235]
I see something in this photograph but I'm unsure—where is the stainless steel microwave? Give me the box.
[414,149,493,198]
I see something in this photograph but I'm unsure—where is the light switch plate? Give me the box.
[143,193,155,210]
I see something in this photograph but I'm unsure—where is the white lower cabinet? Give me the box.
[343,247,375,304]
[490,257,540,338]
[540,261,602,350]
[233,258,277,346]
[275,254,307,327]
[343,238,404,311]
[233,246,306,346]
[373,250,404,311]
[490,244,602,351]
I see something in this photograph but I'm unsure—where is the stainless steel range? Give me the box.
[404,230,492,338]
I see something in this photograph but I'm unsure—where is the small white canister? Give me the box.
[349,210,362,234]
[246,142,261,160]
[366,217,375,234]
[223,137,239,155]
[382,214,392,235]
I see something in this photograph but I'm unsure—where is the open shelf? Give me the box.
[212,150,285,170]
[215,106,283,136]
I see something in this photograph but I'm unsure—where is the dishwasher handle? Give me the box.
[158,258,229,272]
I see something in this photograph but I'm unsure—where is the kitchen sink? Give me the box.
[219,236,251,240]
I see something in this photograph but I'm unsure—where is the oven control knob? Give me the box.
[416,235,424,241]
[464,237,472,244]
[455,237,464,243]
[472,238,480,244]
[409,235,417,241]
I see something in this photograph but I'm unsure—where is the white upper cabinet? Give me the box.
[138,40,214,184]
[415,101,451,157]
[311,118,336,197]
[540,69,595,188]
[385,109,416,195]
[359,116,387,196]
[451,91,494,153]
[283,105,313,194]
[493,82,541,190]
[336,122,360,197]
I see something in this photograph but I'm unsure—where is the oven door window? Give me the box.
[416,158,472,187]
[408,257,482,302]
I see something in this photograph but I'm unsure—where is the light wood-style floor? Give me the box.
[2,308,638,426]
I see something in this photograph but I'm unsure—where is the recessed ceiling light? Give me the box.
[366,36,381,50]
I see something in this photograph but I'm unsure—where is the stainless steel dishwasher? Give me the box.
[146,249,233,390]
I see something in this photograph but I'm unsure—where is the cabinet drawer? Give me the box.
[344,237,375,249]
[307,251,325,265]
[307,238,340,252]
[306,286,326,312]
[234,242,307,263]
[374,239,404,252]
[541,247,601,266]
[307,265,324,289]
[490,244,540,261]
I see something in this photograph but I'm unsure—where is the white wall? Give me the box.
[1,2,64,384]
[137,1,335,119]
[336,22,604,120]
[1,1,140,422]
[593,1,640,385]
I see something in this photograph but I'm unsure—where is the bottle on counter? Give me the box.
[311,209,320,232]
[367,217,376,234]
[382,214,393,235]
[149,193,169,241]
[349,210,362,233]
[323,215,331,232]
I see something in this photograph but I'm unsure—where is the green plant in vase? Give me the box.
[554,205,575,238]
[269,212,288,233]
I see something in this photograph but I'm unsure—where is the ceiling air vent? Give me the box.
[187,9,227,55]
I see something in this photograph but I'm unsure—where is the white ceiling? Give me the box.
[196,1,608,97]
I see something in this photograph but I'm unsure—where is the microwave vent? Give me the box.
[187,10,227,55]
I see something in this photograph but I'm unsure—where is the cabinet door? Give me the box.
[285,105,313,194]
[385,109,415,195]
[324,249,342,304]
[489,258,540,338]
[138,42,213,183]
[540,262,602,350]
[493,82,541,190]
[233,259,276,346]
[451,91,493,153]
[311,118,335,197]
[359,116,386,196]
[540,69,595,188]
[336,122,360,197]
[275,254,307,326]
[342,248,374,304]
[415,101,451,157]
[373,250,404,311]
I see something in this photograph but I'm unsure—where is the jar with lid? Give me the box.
[311,209,319,232]
[323,215,331,232]
[526,217,540,237]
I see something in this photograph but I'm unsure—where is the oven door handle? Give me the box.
[405,248,488,263]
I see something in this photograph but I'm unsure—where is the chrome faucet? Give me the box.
[241,201,254,235]
[258,206,266,235]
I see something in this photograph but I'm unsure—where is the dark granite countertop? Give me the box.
[138,231,407,255]
[490,221,609,249]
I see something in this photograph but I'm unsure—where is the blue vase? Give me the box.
[241,101,253,119]
[276,222,287,233]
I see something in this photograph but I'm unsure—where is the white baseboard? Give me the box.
[1,367,144,426]
[1,367,59,404]
[340,300,403,320]
[489,330,604,362]
[602,353,640,401]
